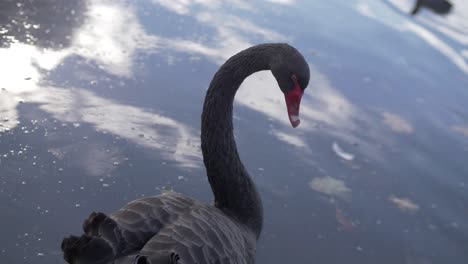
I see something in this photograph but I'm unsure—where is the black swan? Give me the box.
[411,0,453,15]
[61,43,310,264]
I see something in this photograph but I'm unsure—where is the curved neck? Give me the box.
[201,45,274,238]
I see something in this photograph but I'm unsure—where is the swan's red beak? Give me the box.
[285,76,303,128]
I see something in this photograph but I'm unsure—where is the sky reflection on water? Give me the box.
[0,0,467,263]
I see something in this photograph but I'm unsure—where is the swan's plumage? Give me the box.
[63,193,256,264]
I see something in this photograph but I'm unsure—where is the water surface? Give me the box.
[1,0,467,263]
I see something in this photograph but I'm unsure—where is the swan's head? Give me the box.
[270,45,310,128]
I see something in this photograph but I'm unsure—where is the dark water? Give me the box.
[1,0,467,263]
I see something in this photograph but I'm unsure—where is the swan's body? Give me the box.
[62,43,310,264]
[110,193,256,264]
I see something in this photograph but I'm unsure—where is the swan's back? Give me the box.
[112,193,257,264]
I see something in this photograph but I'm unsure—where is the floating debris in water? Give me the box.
[309,176,351,199]
[37,253,44,257]
[177,175,186,181]
[382,112,413,134]
[336,208,354,232]
[452,126,468,137]
[332,142,354,161]
[161,186,174,193]
[102,183,110,188]
[258,168,265,171]
[388,195,419,212]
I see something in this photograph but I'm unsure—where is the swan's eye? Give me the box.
[291,74,306,91]
[134,255,148,264]
[290,74,301,89]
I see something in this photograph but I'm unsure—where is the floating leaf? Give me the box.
[309,176,351,199]
[389,195,419,212]
[382,112,413,134]
[335,208,354,232]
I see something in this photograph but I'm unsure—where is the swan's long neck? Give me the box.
[201,45,272,238]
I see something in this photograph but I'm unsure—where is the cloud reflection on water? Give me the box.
[462,50,468,59]
[160,11,287,64]
[264,0,295,6]
[1,0,424,172]
[0,43,67,132]
[150,0,222,15]
[34,86,201,167]
[0,0,199,168]
[73,0,158,76]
